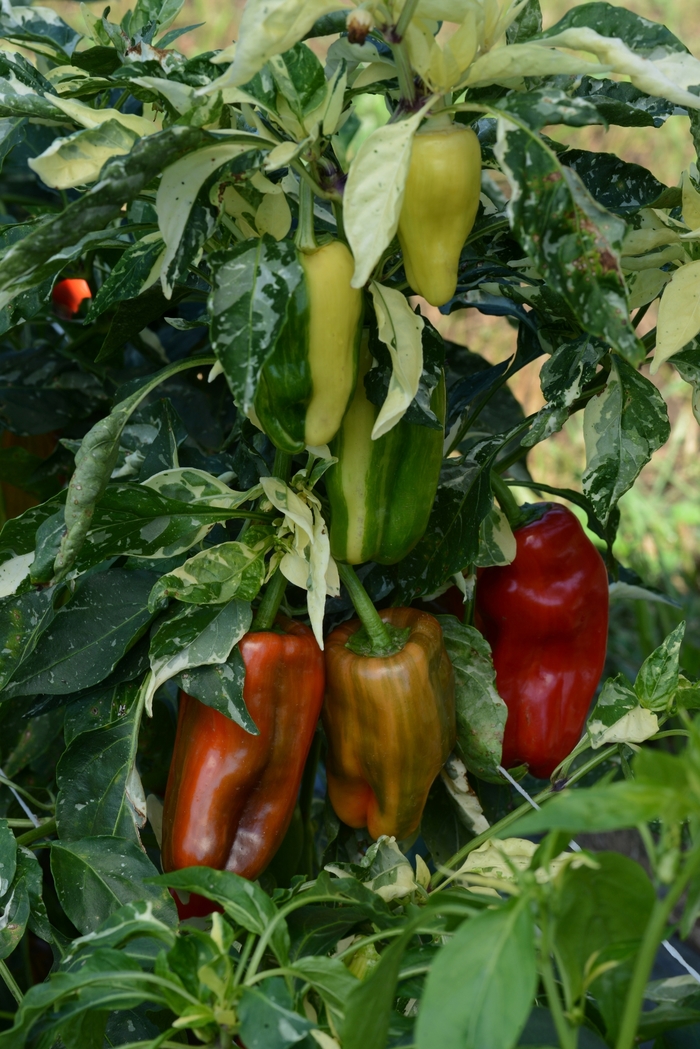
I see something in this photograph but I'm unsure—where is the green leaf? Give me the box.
[0,4,81,62]
[539,2,687,52]
[506,782,687,837]
[496,88,600,131]
[51,836,176,935]
[582,356,670,526]
[552,851,655,1012]
[437,615,507,781]
[493,122,642,363]
[635,622,685,711]
[573,76,676,129]
[238,977,313,1049]
[416,897,537,1049]
[176,648,257,732]
[4,570,156,698]
[0,587,56,692]
[0,849,45,961]
[53,354,215,580]
[268,42,326,120]
[152,867,290,963]
[148,530,274,609]
[68,900,176,957]
[587,675,658,749]
[342,925,417,1049]
[523,335,607,450]
[209,236,304,415]
[143,598,252,715]
[0,820,16,897]
[561,149,667,216]
[56,681,146,843]
[85,233,163,322]
[29,120,140,191]
[506,0,542,44]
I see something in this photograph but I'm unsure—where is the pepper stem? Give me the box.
[251,570,287,632]
[295,177,318,254]
[490,471,525,530]
[338,563,408,657]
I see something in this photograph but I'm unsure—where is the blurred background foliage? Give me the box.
[27,0,700,676]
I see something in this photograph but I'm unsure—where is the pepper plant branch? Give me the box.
[615,843,700,1049]
[490,470,526,530]
[291,161,340,202]
[394,0,421,39]
[251,570,287,632]
[539,907,578,1049]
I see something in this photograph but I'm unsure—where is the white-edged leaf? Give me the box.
[345,102,432,290]
[28,120,139,190]
[47,94,161,135]
[208,0,343,90]
[143,467,258,509]
[463,41,607,88]
[369,281,423,438]
[129,75,196,114]
[148,532,274,609]
[156,140,263,297]
[652,260,700,373]
[0,552,34,599]
[142,599,251,716]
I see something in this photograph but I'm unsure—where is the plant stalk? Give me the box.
[490,470,525,530]
[337,562,394,653]
[540,911,577,1049]
[395,0,421,39]
[251,570,288,632]
[16,817,57,847]
[615,844,700,1049]
[295,178,317,254]
[0,960,22,1005]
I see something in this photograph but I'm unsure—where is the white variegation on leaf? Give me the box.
[532,29,700,111]
[144,467,260,509]
[28,120,139,190]
[148,532,275,610]
[440,754,489,834]
[0,551,34,599]
[475,506,516,567]
[626,268,672,311]
[345,101,433,290]
[129,76,196,115]
[682,171,700,232]
[208,0,345,91]
[156,140,266,297]
[259,475,339,648]
[369,281,423,438]
[463,43,608,88]
[652,260,700,373]
[589,707,659,749]
[141,599,252,716]
[47,95,162,135]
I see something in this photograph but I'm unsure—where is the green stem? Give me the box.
[251,570,287,632]
[540,910,577,1049]
[295,178,317,254]
[337,562,395,654]
[0,960,22,1005]
[16,817,56,847]
[490,471,525,530]
[615,846,700,1049]
[395,0,421,39]
[431,744,619,888]
[272,449,292,480]
[391,42,416,102]
[233,931,256,988]
[298,731,322,877]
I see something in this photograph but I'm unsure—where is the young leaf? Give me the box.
[587,675,659,749]
[51,836,177,935]
[415,897,537,1049]
[652,261,700,374]
[152,866,290,963]
[142,598,252,715]
[368,282,423,438]
[209,236,305,415]
[210,0,340,88]
[437,615,507,781]
[634,622,685,711]
[345,104,432,290]
[56,681,146,844]
[148,530,274,609]
[493,119,642,363]
[582,356,670,525]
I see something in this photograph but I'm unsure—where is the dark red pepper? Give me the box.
[161,616,325,899]
[475,503,609,779]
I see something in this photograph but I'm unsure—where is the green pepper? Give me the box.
[398,118,482,308]
[254,240,363,453]
[326,337,445,565]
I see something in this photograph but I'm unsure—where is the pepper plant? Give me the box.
[1,0,700,1046]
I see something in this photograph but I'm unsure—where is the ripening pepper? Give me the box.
[326,340,445,565]
[161,616,325,882]
[52,278,91,317]
[323,607,456,840]
[397,119,482,307]
[254,240,363,453]
[475,504,609,779]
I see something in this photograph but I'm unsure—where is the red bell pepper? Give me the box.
[161,616,325,895]
[52,278,92,317]
[475,503,609,779]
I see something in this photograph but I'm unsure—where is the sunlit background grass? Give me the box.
[42,0,700,670]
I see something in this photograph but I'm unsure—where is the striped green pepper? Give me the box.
[254,240,363,453]
[327,338,445,565]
